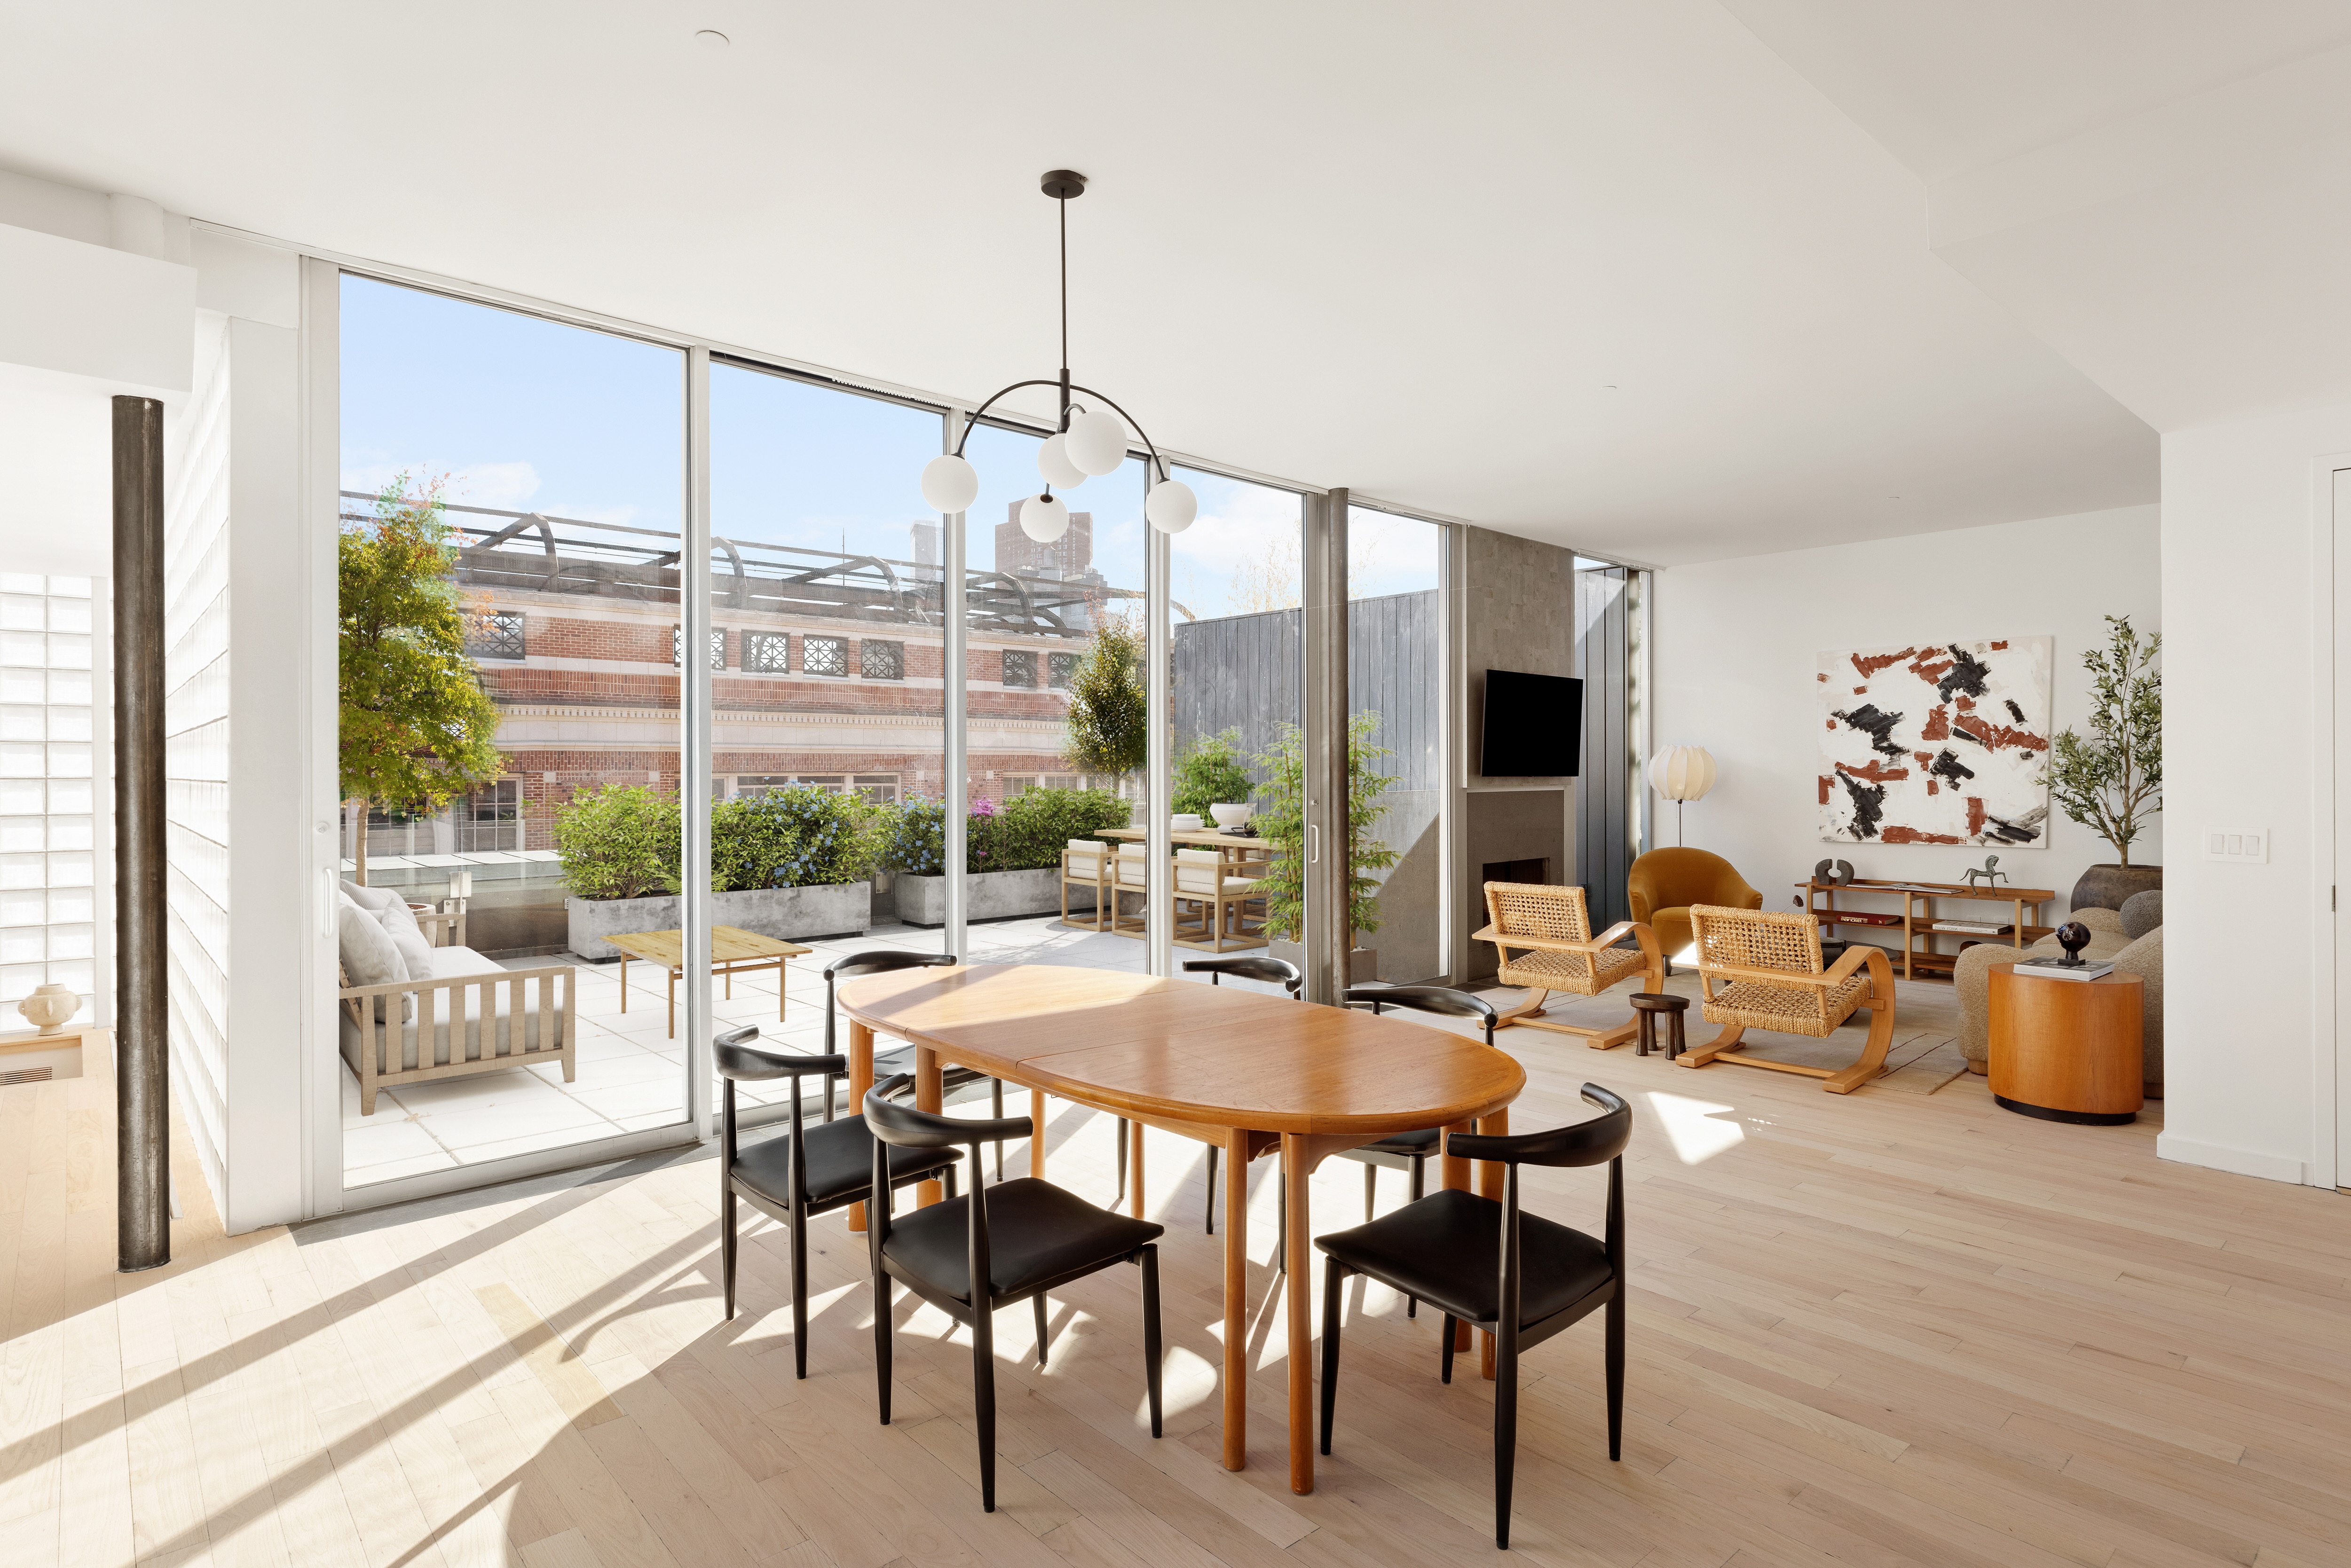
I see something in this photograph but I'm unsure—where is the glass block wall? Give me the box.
[0,575,102,1030]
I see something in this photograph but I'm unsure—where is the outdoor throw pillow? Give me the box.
[337,892,413,1022]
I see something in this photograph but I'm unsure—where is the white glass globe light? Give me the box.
[1037,433,1087,490]
[920,453,978,515]
[1145,478,1197,534]
[1019,493,1070,543]
[1064,408,1128,476]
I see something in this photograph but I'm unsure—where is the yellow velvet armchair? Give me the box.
[1627,848,1762,963]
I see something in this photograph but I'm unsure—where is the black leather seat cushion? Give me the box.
[1317,1188,1613,1329]
[1358,1126,1441,1155]
[733,1115,959,1210]
[883,1178,1164,1303]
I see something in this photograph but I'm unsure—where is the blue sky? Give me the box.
[342,275,1440,619]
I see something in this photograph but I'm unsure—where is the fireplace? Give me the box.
[1482,858,1549,886]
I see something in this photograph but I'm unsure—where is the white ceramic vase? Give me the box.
[1209,803,1252,830]
[16,982,78,1036]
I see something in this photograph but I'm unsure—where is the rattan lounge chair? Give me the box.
[1679,904,1895,1094]
[1470,882,1663,1049]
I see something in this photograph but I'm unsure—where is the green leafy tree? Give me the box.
[2049,614,2162,867]
[1062,615,1147,785]
[552,785,679,900]
[1171,729,1256,817]
[339,474,504,882]
[1251,714,1398,946]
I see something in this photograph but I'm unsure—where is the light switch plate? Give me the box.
[2203,828,2270,864]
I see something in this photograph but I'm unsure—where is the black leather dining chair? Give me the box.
[714,1024,962,1379]
[1314,1083,1631,1550]
[828,949,1014,1181]
[863,1073,1166,1513]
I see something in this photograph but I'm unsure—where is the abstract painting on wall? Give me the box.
[1819,637,2051,846]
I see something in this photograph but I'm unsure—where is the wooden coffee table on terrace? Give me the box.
[602,925,812,1038]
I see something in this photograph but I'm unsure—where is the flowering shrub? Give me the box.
[710,786,876,890]
[880,787,1129,875]
[552,785,680,899]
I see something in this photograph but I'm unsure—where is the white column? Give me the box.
[943,409,969,961]
[683,346,713,1132]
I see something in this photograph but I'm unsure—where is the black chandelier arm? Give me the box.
[949,379,1067,458]
[1066,382,1171,485]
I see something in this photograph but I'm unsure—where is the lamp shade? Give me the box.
[1037,433,1087,490]
[1019,493,1070,542]
[1145,478,1197,534]
[1064,408,1128,475]
[1648,745,1717,802]
[920,454,978,515]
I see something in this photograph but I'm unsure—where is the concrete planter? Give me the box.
[566,882,870,960]
[896,867,1097,927]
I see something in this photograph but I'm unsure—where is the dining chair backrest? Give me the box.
[864,1072,1038,1299]
[1065,838,1109,877]
[822,950,958,1119]
[712,1022,849,1198]
[1116,844,1150,886]
[1344,984,1501,1048]
[1173,847,1224,894]
[1182,955,1301,993]
[1448,1083,1631,1358]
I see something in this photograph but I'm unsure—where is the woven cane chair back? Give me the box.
[1688,904,1864,1036]
[1483,882,1642,994]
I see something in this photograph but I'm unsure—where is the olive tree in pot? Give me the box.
[2050,615,2162,911]
[1256,716,1398,983]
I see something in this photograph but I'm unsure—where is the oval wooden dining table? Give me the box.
[836,962,1527,1494]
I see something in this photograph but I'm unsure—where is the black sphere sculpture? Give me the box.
[2056,921,2092,966]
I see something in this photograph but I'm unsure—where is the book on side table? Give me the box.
[2014,955,2115,983]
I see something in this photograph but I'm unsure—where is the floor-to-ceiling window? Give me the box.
[1348,505,1445,982]
[1170,468,1307,988]
[0,575,103,1041]
[708,362,947,1115]
[1575,556,1643,928]
[955,419,1153,972]
[336,276,688,1187]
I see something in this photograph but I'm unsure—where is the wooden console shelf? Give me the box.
[1796,877,2054,982]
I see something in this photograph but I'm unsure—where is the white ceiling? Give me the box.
[0,0,2164,565]
[1726,2,2351,432]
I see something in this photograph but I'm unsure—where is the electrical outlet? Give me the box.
[2203,829,2269,864]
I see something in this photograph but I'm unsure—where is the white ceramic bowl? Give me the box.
[1170,814,1205,832]
[1209,803,1252,829]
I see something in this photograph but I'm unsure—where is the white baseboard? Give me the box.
[2155,1132,2309,1186]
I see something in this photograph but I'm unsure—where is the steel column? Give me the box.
[943,410,969,960]
[1300,489,1349,1005]
[1145,491,1172,977]
[112,394,169,1272]
[684,347,714,1133]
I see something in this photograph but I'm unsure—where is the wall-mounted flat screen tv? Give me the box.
[1480,670,1583,777]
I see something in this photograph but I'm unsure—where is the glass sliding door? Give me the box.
[708,362,947,1118]
[336,276,690,1189]
[1575,558,1641,928]
[1169,468,1306,992]
[1348,506,1445,983]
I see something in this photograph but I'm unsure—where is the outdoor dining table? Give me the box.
[835,961,1525,1494]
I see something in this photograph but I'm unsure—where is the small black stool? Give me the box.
[1629,992,1690,1060]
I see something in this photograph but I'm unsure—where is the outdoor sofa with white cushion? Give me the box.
[337,880,576,1115]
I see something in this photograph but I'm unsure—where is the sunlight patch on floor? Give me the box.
[1646,1089,1746,1164]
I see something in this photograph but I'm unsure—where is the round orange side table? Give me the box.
[1986,963,2144,1125]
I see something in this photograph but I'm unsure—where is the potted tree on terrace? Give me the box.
[339,475,504,885]
[2050,614,2163,911]
[1063,615,1147,797]
[1254,714,1398,982]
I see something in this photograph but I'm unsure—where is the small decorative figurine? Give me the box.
[2055,920,2092,966]
[16,982,77,1035]
[1963,854,2010,890]
[1812,858,1855,887]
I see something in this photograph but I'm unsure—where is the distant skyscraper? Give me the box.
[997,504,1092,580]
[909,520,940,582]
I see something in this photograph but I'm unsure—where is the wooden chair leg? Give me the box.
[972,1308,998,1512]
[1204,1143,1217,1235]
[1318,1257,1345,1455]
[1440,1311,1458,1384]
[1494,1332,1518,1550]
[1363,1161,1377,1222]
[721,1181,738,1321]
[789,1204,811,1379]
[872,1274,893,1425]
[1490,987,1553,1031]
[1605,1281,1625,1461]
[1405,1156,1423,1317]
[1140,1246,1164,1438]
[1823,995,1897,1095]
[1676,1023,1746,1068]
[1033,1292,1050,1368]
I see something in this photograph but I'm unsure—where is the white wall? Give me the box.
[2158,407,2351,1187]
[1651,503,2161,925]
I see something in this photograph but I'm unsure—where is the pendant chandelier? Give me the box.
[917,170,1196,543]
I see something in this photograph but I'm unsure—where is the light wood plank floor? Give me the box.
[6,1010,2347,1568]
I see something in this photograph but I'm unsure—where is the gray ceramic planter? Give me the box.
[566,882,870,960]
[2068,863,2163,913]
